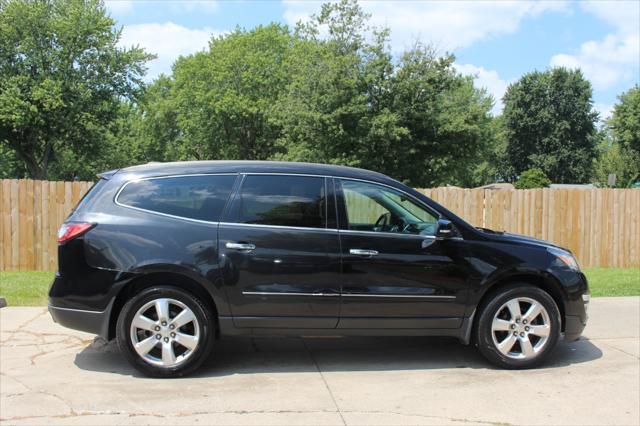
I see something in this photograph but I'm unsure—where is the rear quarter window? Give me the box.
[116,175,237,222]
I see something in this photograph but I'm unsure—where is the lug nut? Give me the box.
[523,320,528,324]
[169,324,175,330]
[161,321,167,326]
[513,331,518,336]
[525,326,530,331]
[511,324,516,329]
[170,332,176,338]
[155,334,161,339]
[516,319,520,323]
[154,326,160,331]
[164,337,169,343]
[520,332,525,337]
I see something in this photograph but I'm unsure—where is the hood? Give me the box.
[476,227,564,251]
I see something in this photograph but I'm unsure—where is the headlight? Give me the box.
[547,247,580,271]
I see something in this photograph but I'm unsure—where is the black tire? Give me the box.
[476,283,561,369]
[116,286,215,378]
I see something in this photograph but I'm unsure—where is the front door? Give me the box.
[219,174,341,328]
[335,179,470,329]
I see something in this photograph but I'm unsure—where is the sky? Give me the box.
[107,0,640,119]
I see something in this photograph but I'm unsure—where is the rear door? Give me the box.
[219,174,341,329]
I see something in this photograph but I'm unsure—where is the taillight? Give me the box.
[57,222,95,243]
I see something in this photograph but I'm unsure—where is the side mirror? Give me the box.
[436,219,454,239]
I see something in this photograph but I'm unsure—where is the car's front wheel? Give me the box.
[116,286,215,377]
[476,284,561,369]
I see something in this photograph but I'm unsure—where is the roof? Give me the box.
[116,160,398,186]
[477,183,515,190]
[549,184,596,189]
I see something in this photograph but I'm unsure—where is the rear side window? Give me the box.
[72,178,109,214]
[117,175,236,222]
[227,175,327,228]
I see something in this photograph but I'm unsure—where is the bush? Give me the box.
[515,168,551,189]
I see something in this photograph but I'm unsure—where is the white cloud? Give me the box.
[106,1,220,16]
[283,1,569,51]
[168,1,219,14]
[550,1,639,90]
[119,22,222,80]
[550,35,639,89]
[455,64,510,115]
[105,0,133,15]
[580,1,639,35]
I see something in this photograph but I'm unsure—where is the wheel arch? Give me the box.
[474,272,567,334]
[107,272,221,340]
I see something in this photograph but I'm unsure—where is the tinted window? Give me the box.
[229,175,327,228]
[340,180,438,235]
[117,175,236,222]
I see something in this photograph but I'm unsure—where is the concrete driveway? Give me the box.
[1,297,638,425]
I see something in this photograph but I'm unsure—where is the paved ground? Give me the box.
[1,297,638,426]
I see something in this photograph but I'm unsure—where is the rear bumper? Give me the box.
[48,303,111,339]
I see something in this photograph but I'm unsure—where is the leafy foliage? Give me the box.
[0,0,153,179]
[503,68,598,184]
[514,168,551,189]
[152,0,495,187]
[0,0,612,188]
[609,85,640,156]
[593,86,640,187]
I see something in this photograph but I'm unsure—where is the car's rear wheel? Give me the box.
[116,286,215,377]
[476,284,561,369]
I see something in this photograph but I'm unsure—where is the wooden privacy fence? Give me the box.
[0,179,638,271]
[1,180,94,272]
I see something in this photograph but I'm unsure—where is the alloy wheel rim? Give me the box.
[129,298,200,368]
[491,297,551,360]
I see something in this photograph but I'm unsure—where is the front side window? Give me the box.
[339,180,438,235]
[117,175,237,222]
[227,175,327,228]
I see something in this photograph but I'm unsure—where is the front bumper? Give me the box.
[564,314,587,341]
[564,290,589,341]
[48,303,111,339]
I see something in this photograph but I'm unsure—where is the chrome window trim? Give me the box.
[237,173,449,238]
[336,176,443,220]
[219,221,338,233]
[112,171,461,240]
[335,176,462,240]
[114,173,238,225]
[240,172,333,178]
[338,229,436,239]
[231,173,330,230]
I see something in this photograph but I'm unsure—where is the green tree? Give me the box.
[167,24,293,161]
[609,85,640,156]
[274,0,494,187]
[593,86,640,187]
[138,0,494,187]
[0,0,153,179]
[514,168,551,189]
[502,67,598,184]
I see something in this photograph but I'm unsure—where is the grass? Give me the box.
[0,271,53,306]
[0,268,638,307]
[583,268,640,297]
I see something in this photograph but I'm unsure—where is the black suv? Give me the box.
[49,161,589,377]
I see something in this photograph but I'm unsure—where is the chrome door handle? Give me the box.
[226,242,256,251]
[349,249,379,257]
